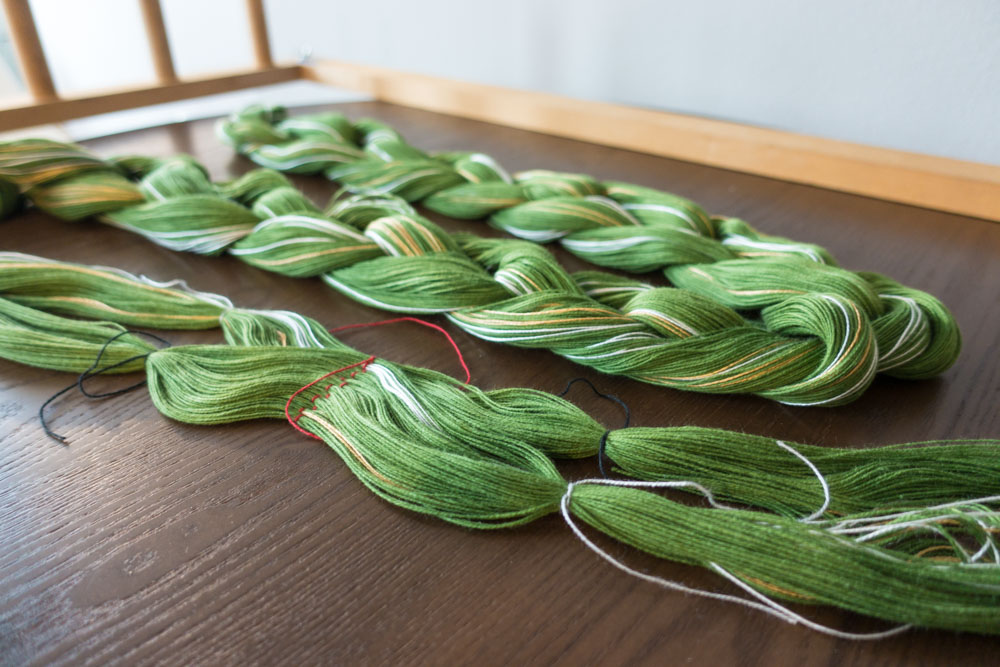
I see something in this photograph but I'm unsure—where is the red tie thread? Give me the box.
[328,317,471,384]
[285,317,472,440]
[284,356,375,440]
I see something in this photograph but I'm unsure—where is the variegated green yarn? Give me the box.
[0,295,154,373]
[216,106,839,275]
[0,251,227,372]
[1,252,999,637]
[0,138,959,406]
[216,105,960,383]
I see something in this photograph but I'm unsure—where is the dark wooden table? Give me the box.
[2,102,998,665]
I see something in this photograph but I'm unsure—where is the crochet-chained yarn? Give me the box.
[0,138,959,405]
[2,251,999,636]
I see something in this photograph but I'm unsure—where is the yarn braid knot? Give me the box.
[0,135,959,405]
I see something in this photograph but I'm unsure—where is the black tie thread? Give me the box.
[39,330,171,444]
[556,377,631,478]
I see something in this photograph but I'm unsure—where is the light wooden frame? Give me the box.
[1,0,997,222]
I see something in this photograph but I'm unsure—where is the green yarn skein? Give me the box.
[1,252,998,637]
[0,138,959,406]
[217,104,960,385]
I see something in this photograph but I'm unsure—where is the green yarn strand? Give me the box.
[0,295,154,373]
[0,251,230,328]
[606,427,1000,518]
[569,483,1000,635]
[2,253,999,636]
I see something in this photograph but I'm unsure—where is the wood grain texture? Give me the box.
[304,60,1000,222]
[1,104,998,665]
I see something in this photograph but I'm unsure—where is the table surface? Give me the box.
[1,102,998,665]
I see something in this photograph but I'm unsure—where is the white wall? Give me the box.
[31,0,154,93]
[266,0,1000,165]
[27,0,256,92]
[8,1,998,165]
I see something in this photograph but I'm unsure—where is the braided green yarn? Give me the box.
[0,139,962,405]
[217,106,957,378]
[0,139,145,219]
[217,107,961,384]
[216,106,834,272]
[151,317,1000,632]
[3,253,1000,635]
[859,271,962,380]
[218,108,960,383]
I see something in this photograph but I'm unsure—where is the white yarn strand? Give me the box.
[775,440,831,522]
[561,478,912,641]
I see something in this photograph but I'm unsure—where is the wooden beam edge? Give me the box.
[1,0,57,101]
[139,0,179,84]
[245,0,274,69]
[303,60,1000,222]
[0,65,301,131]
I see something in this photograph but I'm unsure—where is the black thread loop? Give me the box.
[556,377,631,478]
[39,330,171,444]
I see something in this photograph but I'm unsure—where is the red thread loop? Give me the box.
[284,356,375,440]
[284,317,470,440]
[328,317,471,384]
